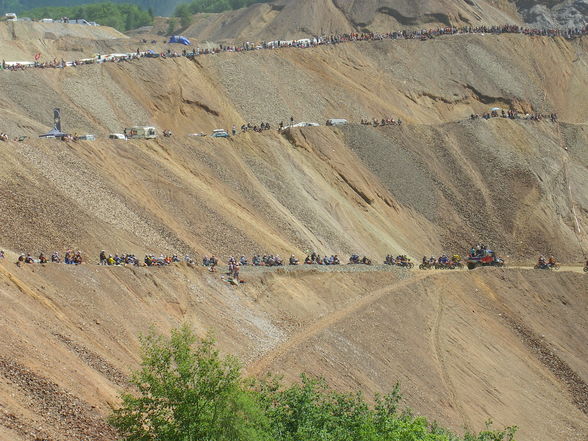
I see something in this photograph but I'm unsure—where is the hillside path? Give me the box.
[246,271,433,376]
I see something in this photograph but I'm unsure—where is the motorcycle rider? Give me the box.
[537,255,546,267]
[548,256,557,267]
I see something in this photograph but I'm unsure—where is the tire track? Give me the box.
[246,272,433,376]
[431,294,472,429]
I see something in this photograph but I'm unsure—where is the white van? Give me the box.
[326,119,348,126]
[109,133,127,140]
[78,134,96,141]
[40,18,54,23]
[5,13,17,21]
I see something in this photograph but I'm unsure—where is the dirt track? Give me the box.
[1,262,585,441]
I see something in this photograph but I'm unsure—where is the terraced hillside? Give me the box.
[0,10,587,441]
[0,33,586,260]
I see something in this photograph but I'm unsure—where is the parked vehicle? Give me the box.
[5,13,17,21]
[465,249,505,270]
[291,122,320,127]
[211,129,230,138]
[326,118,348,126]
[109,133,127,140]
[77,134,96,141]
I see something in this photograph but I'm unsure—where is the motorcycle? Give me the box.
[534,263,560,271]
[435,261,454,270]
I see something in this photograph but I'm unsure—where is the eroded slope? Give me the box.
[0,263,586,441]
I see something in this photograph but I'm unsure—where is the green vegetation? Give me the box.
[0,1,266,17]
[19,2,153,31]
[110,325,518,441]
[1,1,181,17]
[175,0,271,17]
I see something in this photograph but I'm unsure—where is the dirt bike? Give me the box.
[435,262,454,270]
[396,261,414,269]
[584,266,588,273]
[348,256,361,265]
[534,263,560,271]
[419,262,434,270]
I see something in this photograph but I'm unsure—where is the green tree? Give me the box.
[109,326,271,441]
[111,326,518,441]
[19,2,153,32]
[166,17,176,35]
[176,3,191,28]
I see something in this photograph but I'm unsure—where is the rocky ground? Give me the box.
[0,8,587,441]
[0,262,586,441]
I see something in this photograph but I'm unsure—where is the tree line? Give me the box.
[0,0,269,17]
[0,1,173,16]
[175,0,270,16]
[15,2,153,32]
[110,325,518,441]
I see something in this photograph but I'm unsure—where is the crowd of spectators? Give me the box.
[15,249,83,266]
[361,117,402,127]
[470,109,558,121]
[1,24,586,74]
[238,122,271,134]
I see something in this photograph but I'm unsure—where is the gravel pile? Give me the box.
[0,356,116,441]
[502,314,588,415]
[53,334,128,388]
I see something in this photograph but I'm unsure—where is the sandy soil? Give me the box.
[0,261,586,441]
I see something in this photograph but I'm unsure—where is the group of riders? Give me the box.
[4,248,588,273]
[419,254,463,270]
[384,255,413,268]
[99,251,196,267]
[535,255,560,270]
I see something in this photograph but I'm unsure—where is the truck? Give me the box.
[464,249,504,270]
[5,13,17,21]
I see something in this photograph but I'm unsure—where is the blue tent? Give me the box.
[168,35,191,45]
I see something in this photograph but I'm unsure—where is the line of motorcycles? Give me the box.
[419,261,464,270]
[533,263,560,271]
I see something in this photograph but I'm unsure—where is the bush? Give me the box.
[110,326,518,441]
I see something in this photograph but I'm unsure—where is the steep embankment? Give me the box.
[0,17,587,441]
[0,21,128,61]
[0,263,586,441]
[0,34,586,259]
[160,0,587,43]
[163,0,520,42]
